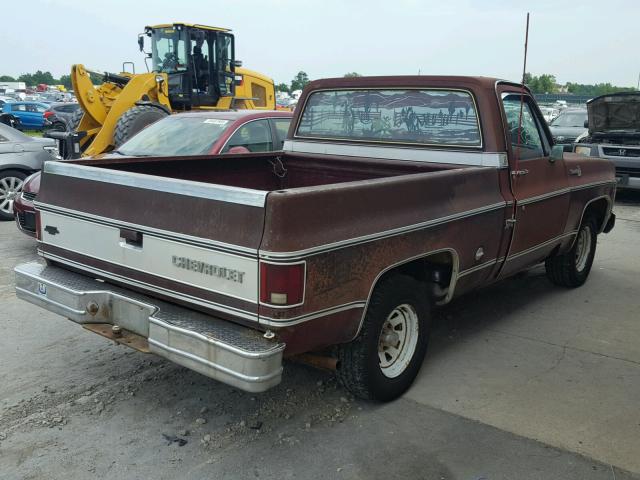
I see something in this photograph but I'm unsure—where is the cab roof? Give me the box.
[147,23,231,32]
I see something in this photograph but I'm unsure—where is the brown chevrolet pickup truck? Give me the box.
[15,76,616,401]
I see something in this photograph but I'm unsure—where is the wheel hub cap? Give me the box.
[377,303,420,379]
[0,176,24,215]
[575,226,592,272]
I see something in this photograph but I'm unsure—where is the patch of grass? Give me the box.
[23,130,43,138]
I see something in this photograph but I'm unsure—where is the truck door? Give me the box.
[498,91,570,278]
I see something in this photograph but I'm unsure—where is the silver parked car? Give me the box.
[0,123,56,220]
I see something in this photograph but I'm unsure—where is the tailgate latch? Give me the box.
[119,228,143,249]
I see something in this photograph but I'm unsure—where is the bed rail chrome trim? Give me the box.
[44,162,268,208]
[284,140,508,168]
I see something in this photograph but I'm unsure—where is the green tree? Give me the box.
[18,70,57,86]
[59,74,73,90]
[524,73,558,94]
[290,71,310,92]
[0,75,16,82]
[343,72,362,78]
[275,82,289,93]
[566,82,632,96]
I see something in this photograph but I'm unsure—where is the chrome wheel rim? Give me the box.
[0,176,24,215]
[378,303,419,378]
[575,225,592,272]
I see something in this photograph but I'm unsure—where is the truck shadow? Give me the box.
[428,265,557,359]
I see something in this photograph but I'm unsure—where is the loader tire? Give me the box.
[68,109,84,131]
[113,105,169,147]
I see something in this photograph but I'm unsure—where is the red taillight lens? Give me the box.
[43,111,54,119]
[35,211,42,240]
[260,262,305,307]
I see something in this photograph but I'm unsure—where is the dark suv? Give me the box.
[44,102,81,130]
[548,108,588,151]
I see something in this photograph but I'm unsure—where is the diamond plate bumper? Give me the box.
[14,262,285,393]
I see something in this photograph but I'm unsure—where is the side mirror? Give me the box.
[233,60,243,68]
[550,144,564,163]
[137,34,144,52]
[583,119,589,128]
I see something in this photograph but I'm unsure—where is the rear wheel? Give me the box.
[113,105,169,147]
[545,217,598,287]
[45,121,66,133]
[336,275,431,401]
[0,170,27,221]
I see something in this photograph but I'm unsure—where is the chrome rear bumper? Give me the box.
[14,262,284,393]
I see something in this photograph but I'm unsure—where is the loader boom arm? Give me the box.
[71,64,171,156]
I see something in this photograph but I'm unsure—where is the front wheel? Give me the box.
[0,170,27,221]
[545,217,598,287]
[336,275,431,401]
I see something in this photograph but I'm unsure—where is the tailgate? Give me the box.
[35,161,266,323]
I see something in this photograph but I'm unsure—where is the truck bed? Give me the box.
[77,152,457,191]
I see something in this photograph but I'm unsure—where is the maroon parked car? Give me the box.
[14,110,292,236]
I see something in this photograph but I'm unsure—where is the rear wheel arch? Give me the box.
[354,248,459,339]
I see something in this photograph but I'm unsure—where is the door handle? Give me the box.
[511,169,529,177]
[569,166,582,177]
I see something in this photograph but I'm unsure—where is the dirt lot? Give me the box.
[1,194,639,480]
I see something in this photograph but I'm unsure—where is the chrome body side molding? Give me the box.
[260,201,508,261]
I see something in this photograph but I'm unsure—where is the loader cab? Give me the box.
[144,23,236,109]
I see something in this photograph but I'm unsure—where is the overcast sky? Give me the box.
[2,0,638,87]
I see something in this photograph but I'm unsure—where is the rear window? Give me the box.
[296,88,481,147]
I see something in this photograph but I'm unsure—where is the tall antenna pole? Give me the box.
[521,13,530,86]
[515,12,530,175]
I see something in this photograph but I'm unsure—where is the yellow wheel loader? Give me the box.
[68,23,275,157]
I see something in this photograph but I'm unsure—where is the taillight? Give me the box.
[35,211,42,240]
[260,262,305,307]
[43,111,54,119]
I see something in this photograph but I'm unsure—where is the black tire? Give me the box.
[0,169,27,221]
[545,216,598,288]
[45,121,67,133]
[113,105,169,147]
[336,275,431,401]
[68,108,84,132]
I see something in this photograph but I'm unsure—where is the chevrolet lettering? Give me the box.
[171,256,245,283]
